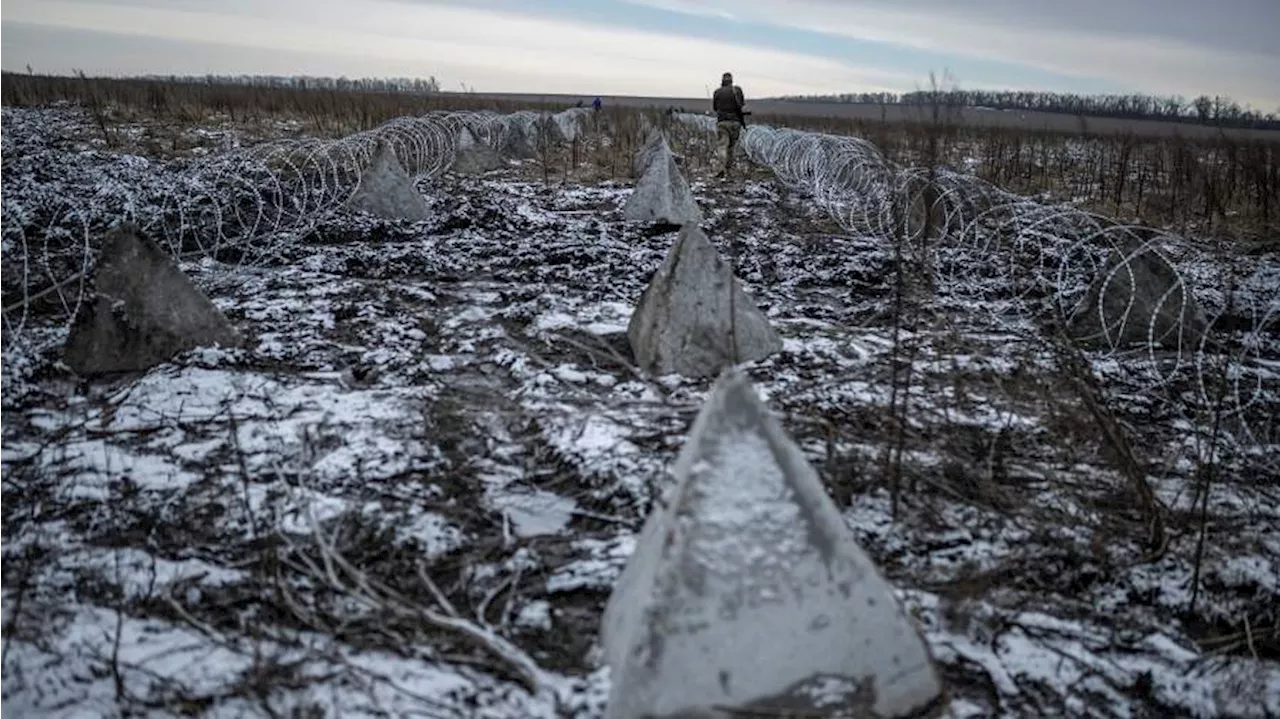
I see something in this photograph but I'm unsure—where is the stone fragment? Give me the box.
[623,140,702,227]
[1068,237,1207,351]
[63,224,242,374]
[627,225,780,377]
[345,141,432,222]
[600,370,945,719]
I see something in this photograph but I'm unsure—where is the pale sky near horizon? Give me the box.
[3,0,1278,111]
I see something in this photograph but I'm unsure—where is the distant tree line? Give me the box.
[136,74,444,95]
[770,90,1280,130]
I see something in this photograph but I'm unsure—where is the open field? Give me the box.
[2,82,1279,717]
[453,92,1280,141]
[5,74,1276,243]
[8,74,1279,140]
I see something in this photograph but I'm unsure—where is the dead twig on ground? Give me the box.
[297,504,557,702]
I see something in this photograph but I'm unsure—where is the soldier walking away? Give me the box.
[712,72,747,179]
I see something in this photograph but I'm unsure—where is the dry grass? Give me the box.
[750,111,1280,244]
[2,73,570,139]
[7,73,1275,243]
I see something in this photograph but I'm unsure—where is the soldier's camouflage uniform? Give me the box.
[712,80,746,177]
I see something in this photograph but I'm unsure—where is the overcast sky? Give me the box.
[3,0,1277,110]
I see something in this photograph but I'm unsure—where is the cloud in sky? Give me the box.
[3,0,1277,109]
[627,0,1279,107]
[2,0,918,97]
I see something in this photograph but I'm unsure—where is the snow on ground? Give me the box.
[3,106,1279,717]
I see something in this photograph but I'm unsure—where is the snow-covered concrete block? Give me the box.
[627,225,780,377]
[63,224,243,375]
[600,369,945,718]
[344,141,432,222]
[623,141,702,227]
[1068,238,1207,351]
[452,125,504,175]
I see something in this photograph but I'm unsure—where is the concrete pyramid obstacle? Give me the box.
[344,141,432,222]
[552,107,591,143]
[901,176,945,243]
[1068,238,1207,351]
[633,128,668,177]
[536,112,564,144]
[623,138,702,227]
[600,370,945,719]
[636,113,657,148]
[627,225,780,377]
[452,125,504,175]
[63,224,242,375]
[501,115,540,158]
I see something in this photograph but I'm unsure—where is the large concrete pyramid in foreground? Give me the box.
[344,141,432,222]
[63,224,242,375]
[623,134,702,226]
[600,370,945,719]
[628,225,780,377]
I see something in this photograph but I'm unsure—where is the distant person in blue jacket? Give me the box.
[593,97,603,112]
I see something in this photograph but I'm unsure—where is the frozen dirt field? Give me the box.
[2,105,1279,717]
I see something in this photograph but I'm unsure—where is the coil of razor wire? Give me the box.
[2,108,596,342]
[675,112,1279,475]
[143,110,504,261]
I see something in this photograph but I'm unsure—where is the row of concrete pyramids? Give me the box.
[62,128,773,378]
[348,108,594,223]
[60,219,781,381]
[58,127,944,718]
[624,130,780,379]
[61,234,945,718]
[62,124,507,374]
[603,132,943,717]
[351,120,705,230]
[57,119,560,374]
